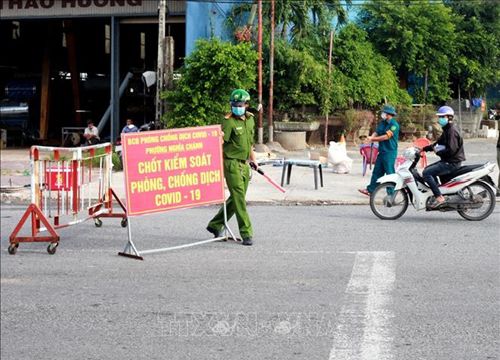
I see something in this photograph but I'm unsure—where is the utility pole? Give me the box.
[458,83,462,134]
[324,30,334,147]
[156,0,167,124]
[268,0,275,143]
[257,0,263,144]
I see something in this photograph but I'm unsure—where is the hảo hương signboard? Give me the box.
[122,126,224,216]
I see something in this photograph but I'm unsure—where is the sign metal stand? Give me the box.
[118,201,237,260]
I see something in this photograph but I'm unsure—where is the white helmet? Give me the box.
[436,106,454,117]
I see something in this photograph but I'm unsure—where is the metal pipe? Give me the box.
[97,72,132,134]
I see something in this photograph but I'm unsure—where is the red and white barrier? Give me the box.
[8,143,126,255]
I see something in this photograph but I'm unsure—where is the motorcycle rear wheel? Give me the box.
[370,182,409,220]
[457,181,495,221]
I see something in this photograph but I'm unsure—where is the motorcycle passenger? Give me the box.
[422,106,465,208]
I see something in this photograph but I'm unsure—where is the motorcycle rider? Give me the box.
[422,106,465,208]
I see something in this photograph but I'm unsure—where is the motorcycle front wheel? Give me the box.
[457,181,496,221]
[370,182,409,220]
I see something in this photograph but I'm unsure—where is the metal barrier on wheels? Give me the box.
[8,143,127,255]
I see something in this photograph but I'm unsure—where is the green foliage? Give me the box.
[342,108,358,134]
[88,148,122,170]
[396,104,415,129]
[162,39,258,128]
[112,152,122,171]
[359,0,457,103]
[445,0,500,95]
[332,24,412,108]
[269,40,331,114]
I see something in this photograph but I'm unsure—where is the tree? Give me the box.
[445,0,500,96]
[332,24,412,108]
[267,39,335,114]
[276,0,350,42]
[162,39,258,128]
[227,0,351,50]
[359,0,457,103]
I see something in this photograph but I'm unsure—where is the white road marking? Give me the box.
[276,250,357,254]
[329,251,396,360]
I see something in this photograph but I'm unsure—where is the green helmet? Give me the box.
[230,89,250,103]
[382,104,397,116]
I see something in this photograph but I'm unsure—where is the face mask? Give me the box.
[232,106,246,117]
[381,112,387,120]
[127,124,135,129]
[438,117,448,127]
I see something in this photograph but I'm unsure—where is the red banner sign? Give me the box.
[122,126,224,216]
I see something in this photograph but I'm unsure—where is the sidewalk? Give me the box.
[1,139,498,205]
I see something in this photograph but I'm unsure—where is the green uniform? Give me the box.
[367,118,400,193]
[207,112,255,239]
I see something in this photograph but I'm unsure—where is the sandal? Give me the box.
[358,189,370,196]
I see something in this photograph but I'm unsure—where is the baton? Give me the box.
[250,163,286,193]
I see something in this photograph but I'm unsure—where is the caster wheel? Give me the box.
[8,244,18,255]
[121,218,128,228]
[47,242,58,255]
[94,218,103,227]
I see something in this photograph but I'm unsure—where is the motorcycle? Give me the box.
[370,147,497,221]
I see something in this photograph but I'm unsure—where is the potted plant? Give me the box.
[414,123,427,139]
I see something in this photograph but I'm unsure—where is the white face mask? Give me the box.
[128,124,135,128]
[381,112,387,120]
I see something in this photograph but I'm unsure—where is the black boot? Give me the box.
[242,237,253,246]
[206,226,223,239]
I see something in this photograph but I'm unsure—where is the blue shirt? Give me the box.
[122,125,139,133]
[375,118,399,154]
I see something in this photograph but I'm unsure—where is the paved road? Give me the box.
[1,204,499,360]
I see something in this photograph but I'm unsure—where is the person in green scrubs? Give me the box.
[207,89,258,246]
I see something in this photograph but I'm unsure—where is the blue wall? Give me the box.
[185,1,361,56]
[185,1,234,55]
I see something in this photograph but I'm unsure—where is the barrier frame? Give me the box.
[117,202,238,261]
[8,142,126,255]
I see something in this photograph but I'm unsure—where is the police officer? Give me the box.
[358,105,400,196]
[207,89,257,246]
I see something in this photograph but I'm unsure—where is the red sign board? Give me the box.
[122,126,225,216]
[46,167,72,191]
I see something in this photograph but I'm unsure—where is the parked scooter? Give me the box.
[369,147,496,221]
